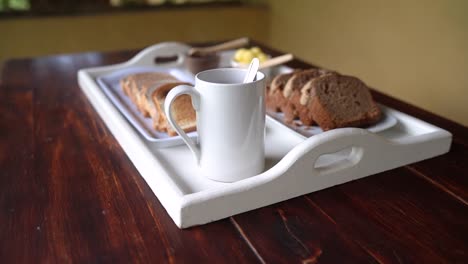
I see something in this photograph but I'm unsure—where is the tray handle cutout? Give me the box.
[129,42,190,67]
[313,146,364,176]
[287,128,369,179]
[154,55,180,65]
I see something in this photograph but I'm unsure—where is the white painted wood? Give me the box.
[165,69,266,182]
[78,42,452,228]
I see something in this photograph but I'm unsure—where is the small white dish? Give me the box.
[231,57,272,78]
[267,105,398,139]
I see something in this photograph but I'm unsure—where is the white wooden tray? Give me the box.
[78,42,452,228]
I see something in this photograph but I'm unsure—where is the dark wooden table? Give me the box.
[1,42,467,263]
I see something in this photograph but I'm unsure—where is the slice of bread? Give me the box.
[139,79,180,117]
[120,72,196,136]
[144,81,191,131]
[282,69,332,124]
[288,69,335,125]
[151,83,196,136]
[121,72,177,115]
[266,71,298,112]
[120,76,132,96]
[309,74,382,131]
[133,73,177,115]
[282,69,324,99]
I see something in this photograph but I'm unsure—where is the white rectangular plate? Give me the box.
[97,66,197,146]
[267,105,398,138]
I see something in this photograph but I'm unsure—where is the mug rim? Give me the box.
[195,67,265,87]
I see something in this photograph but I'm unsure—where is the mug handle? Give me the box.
[164,85,201,164]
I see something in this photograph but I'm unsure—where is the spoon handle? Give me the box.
[188,37,249,56]
[243,58,260,83]
[259,54,294,69]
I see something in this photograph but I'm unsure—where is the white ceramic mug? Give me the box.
[164,68,266,182]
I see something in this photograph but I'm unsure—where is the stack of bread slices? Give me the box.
[120,72,196,136]
[266,69,382,131]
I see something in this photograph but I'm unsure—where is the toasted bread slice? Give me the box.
[139,79,180,117]
[120,76,132,96]
[120,72,177,114]
[151,83,196,136]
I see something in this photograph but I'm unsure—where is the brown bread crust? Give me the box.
[120,72,177,115]
[134,74,177,115]
[151,83,196,136]
[139,79,180,117]
[266,71,297,112]
[120,76,132,96]
[282,69,333,124]
[120,72,195,136]
[282,69,325,98]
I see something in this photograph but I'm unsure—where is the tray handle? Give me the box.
[302,128,367,177]
[280,128,380,184]
[127,42,191,67]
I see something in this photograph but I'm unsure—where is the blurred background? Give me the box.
[1,0,467,126]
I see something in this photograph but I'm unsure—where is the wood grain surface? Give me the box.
[0,42,467,263]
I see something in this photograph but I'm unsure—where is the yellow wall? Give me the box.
[0,6,269,60]
[266,0,468,126]
[2,2,467,126]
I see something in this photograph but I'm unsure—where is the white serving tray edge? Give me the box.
[78,42,452,228]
